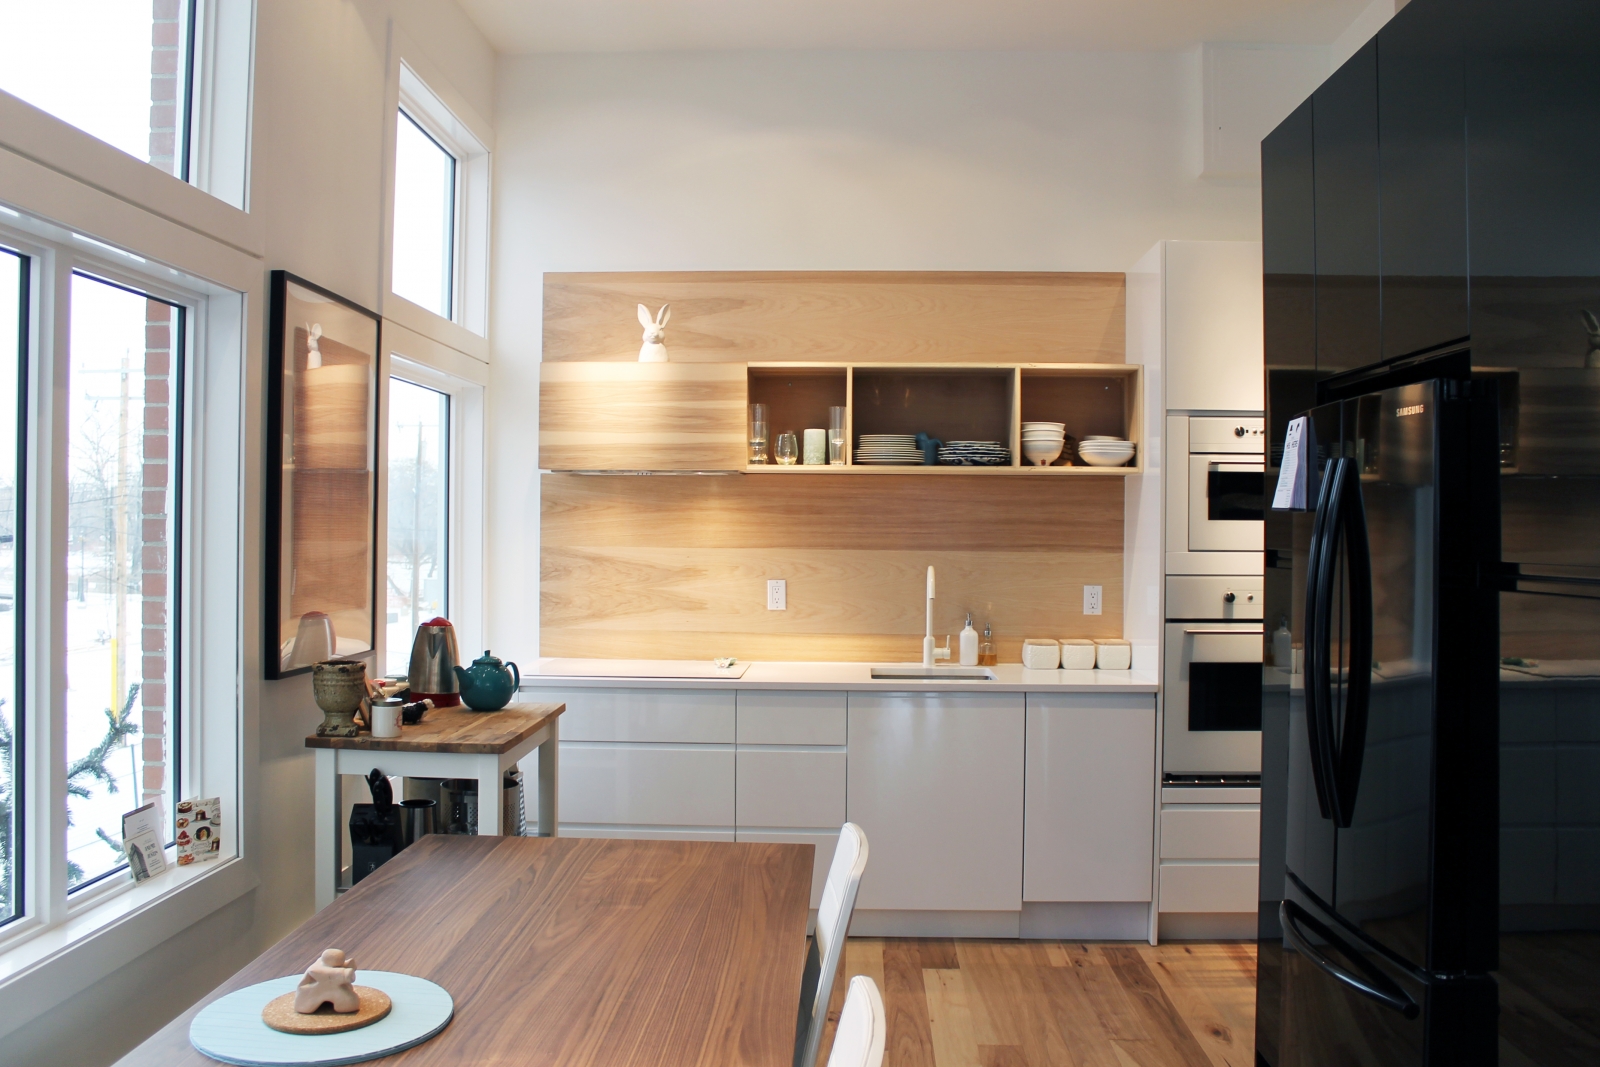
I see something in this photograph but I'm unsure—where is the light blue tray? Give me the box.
[189,971,453,1066]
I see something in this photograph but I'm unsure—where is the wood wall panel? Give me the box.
[541,474,1124,662]
[539,361,748,470]
[543,272,1125,365]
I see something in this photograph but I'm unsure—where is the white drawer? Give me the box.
[736,748,846,829]
[559,742,734,826]
[737,691,847,745]
[1160,807,1260,860]
[1165,576,1264,620]
[1158,862,1259,913]
[736,829,839,909]
[539,688,735,743]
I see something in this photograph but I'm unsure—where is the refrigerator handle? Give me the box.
[1280,900,1420,1020]
[1333,465,1373,827]
[1302,457,1342,822]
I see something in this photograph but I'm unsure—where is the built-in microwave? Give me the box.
[1165,416,1265,575]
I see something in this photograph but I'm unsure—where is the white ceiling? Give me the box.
[459,0,1372,54]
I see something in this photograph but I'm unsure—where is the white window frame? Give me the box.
[377,322,486,672]
[382,51,491,352]
[0,205,256,1039]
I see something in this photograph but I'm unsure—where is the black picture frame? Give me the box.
[264,271,381,679]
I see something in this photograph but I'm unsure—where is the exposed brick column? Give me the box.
[140,302,171,804]
[149,0,182,175]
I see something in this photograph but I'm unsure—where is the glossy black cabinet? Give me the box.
[1311,40,1380,376]
[1377,4,1468,360]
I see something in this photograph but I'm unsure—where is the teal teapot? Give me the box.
[454,650,520,711]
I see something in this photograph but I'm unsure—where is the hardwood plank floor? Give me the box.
[818,939,1257,1067]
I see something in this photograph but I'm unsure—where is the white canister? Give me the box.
[369,699,402,738]
[1021,639,1061,670]
[803,428,827,465]
[1060,639,1097,670]
[1094,639,1132,671]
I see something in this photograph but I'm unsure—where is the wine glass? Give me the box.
[775,433,799,465]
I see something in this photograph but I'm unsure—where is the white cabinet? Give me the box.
[544,687,735,743]
[1023,694,1156,902]
[1158,786,1260,916]
[846,692,1025,912]
[736,691,846,745]
[1161,241,1264,412]
[1159,863,1259,912]
[736,748,846,829]
[1160,806,1260,860]
[560,742,734,828]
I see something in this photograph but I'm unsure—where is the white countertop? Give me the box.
[520,657,1158,693]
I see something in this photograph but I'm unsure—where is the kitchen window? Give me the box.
[388,64,490,336]
[0,0,195,177]
[0,248,24,927]
[385,376,449,676]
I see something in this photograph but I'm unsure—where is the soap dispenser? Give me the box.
[978,622,997,667]
[1273,616,1293,671]
[960,614,979,667]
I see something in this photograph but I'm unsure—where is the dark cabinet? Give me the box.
[1312,40,1381,375]
[1377,6,1468,360]
[1261,98,1319,467]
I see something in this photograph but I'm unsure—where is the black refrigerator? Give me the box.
[1266,364,1502,1066]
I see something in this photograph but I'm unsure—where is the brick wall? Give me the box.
[149,0,183,176]
[140,304,171,805]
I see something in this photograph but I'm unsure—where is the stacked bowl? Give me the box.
[1021,422,1066,466]
[1078,435,1136,467]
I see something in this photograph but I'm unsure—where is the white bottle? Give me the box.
[1273,616,1293,671]
[960,613,980,667]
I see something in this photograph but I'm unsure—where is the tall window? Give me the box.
[0,249,23,926]
[64,273,181,890]
[391,112,456,319]
[386,378,448,677]
[0,0,197,178]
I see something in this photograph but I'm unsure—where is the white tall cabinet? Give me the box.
[845,693,1025,931]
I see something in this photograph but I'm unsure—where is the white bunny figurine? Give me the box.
[637,303,670,362]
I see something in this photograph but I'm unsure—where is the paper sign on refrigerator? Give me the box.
[1273,416,1309,510]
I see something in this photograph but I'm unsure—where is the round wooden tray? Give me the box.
[262,988,392,1035]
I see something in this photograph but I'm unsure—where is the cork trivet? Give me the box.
[261,987,392,1035]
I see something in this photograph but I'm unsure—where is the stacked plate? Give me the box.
[938,441,1011,466]
[855,434,924,465]
[1079,435,1136,467]
[1021,421,1066,466]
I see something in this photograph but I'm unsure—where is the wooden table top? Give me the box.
[118,835,814,1067]
[303,701,565,754]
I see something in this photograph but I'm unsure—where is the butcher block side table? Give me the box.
[305,701,564,910]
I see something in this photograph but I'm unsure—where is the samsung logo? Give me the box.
[1396,404,1426,417]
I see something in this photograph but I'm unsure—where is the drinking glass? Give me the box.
[828,405,846,465]
[749,403,769,464]
[775,432,799,465]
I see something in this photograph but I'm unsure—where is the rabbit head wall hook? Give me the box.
[1583,310,1600,369]
[637,303,670,362]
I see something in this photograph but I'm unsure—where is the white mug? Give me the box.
[370,702,402,739]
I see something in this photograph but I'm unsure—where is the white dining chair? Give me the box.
[824,975,886,1067]
[795,822,869,1067]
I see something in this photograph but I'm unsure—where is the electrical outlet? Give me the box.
[1083,585,1103,616]
[767,579,787,611]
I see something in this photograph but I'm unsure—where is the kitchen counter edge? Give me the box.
[517,659,1158,693]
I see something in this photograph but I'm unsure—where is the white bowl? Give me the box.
[1022,433,1065,442]
[1079,444,1135,455]
[1022,440,1064,465]
[1079,450,1132,466]
[1082,435,1124,442]
[1023,421,1066,430]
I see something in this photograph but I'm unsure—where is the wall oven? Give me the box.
[1162,618,1263,779]
[1166,416,1265,574]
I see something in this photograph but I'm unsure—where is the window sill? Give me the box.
[0,855,257,1041]
[383,291,489,362]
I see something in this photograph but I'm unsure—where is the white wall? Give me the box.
[488,48,1281,658]
[0,4,494,1065]
[1329,0,1405,70]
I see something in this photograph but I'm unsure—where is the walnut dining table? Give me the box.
[115,835,816,1067]
[304,701,565,910]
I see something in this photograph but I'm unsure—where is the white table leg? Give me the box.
[538,720,559,837]
[475,753,502,836]
[314,748,340,911]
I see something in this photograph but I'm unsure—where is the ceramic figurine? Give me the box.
[455,650,521,711]
[637,303,670,362]
[306,322,324,369]
[312,660,367,737]
[294,949,361,1014]
[1583,310,1600,369]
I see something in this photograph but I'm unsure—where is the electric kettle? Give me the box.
[407,617,461,707]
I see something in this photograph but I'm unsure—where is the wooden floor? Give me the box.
[816,939,1258,1067]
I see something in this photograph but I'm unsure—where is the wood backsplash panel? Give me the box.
[541,473,1124,662]
[544,272,1124,364]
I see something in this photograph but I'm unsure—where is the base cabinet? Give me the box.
[1023,694,1156,903]
[846,692,1025,912]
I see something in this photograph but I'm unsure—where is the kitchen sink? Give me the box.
[869,666,997,681]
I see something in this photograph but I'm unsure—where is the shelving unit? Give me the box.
[745,362,1142,475]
